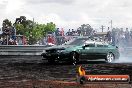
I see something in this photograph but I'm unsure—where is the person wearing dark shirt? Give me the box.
[107,31,111,43]
[72,29,75,36]
[55,28,60,36]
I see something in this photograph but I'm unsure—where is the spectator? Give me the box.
[66,29,72,36]
[106,30,111,43]
[47,35,54,45]
[112,31,115,45]
[60,28,64,36]
[0,38,3,45]
[55,28,61,45]
[55,28,60,36]
[77,28,81,36]
[125,28,129,46]
[72,29,75,36]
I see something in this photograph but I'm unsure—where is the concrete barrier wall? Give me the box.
[0,45,50,56]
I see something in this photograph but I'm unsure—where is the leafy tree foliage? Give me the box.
[78,24,93,36]
[2,19,12,27]
[2,19,13,34]
[13,16,56,44]
[2,19,14,44]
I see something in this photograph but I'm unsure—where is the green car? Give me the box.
[41,37,119,65]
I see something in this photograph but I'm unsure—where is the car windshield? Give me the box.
[65,38,89,46]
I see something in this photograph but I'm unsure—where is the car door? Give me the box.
[94,43,108,59]
[79,43,96,60]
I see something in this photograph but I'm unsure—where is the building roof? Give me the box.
[95,32,107,35]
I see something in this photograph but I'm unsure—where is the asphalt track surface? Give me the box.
[0,56,132,88]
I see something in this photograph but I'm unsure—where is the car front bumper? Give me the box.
[41,52,70,60]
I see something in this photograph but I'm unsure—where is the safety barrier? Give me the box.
[0,45,50,56]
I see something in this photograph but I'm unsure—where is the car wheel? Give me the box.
[71,52,79,65]
[106,53,115,63]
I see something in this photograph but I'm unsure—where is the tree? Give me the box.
[2,19,14,45]
[78,24,93,36]
[2,19,12,27]
[15,16,27,27]
[27,23,46,44]
[14,18,35,44]
[44,22,56,33]
[14,16,56,44]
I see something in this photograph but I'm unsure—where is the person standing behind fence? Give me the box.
[125,28,130,46]
[60,28,64,36]
[55,28,60,45]
[77,28,81,36]
[111,29,116,45]
[47,35,54,45]
[55,28,60,36]
[66,29,71,36]
[60,28,65,44]
[72,29,75,36]
[107,30,111,44]
[130,29,132,46]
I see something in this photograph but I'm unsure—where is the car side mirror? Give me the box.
[82,46,85,49]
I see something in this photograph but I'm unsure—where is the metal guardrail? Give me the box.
[0,45,51,56]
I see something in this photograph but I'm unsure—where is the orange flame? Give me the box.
[78,66,86,76]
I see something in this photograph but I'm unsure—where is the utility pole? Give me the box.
[101,25,105,32]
